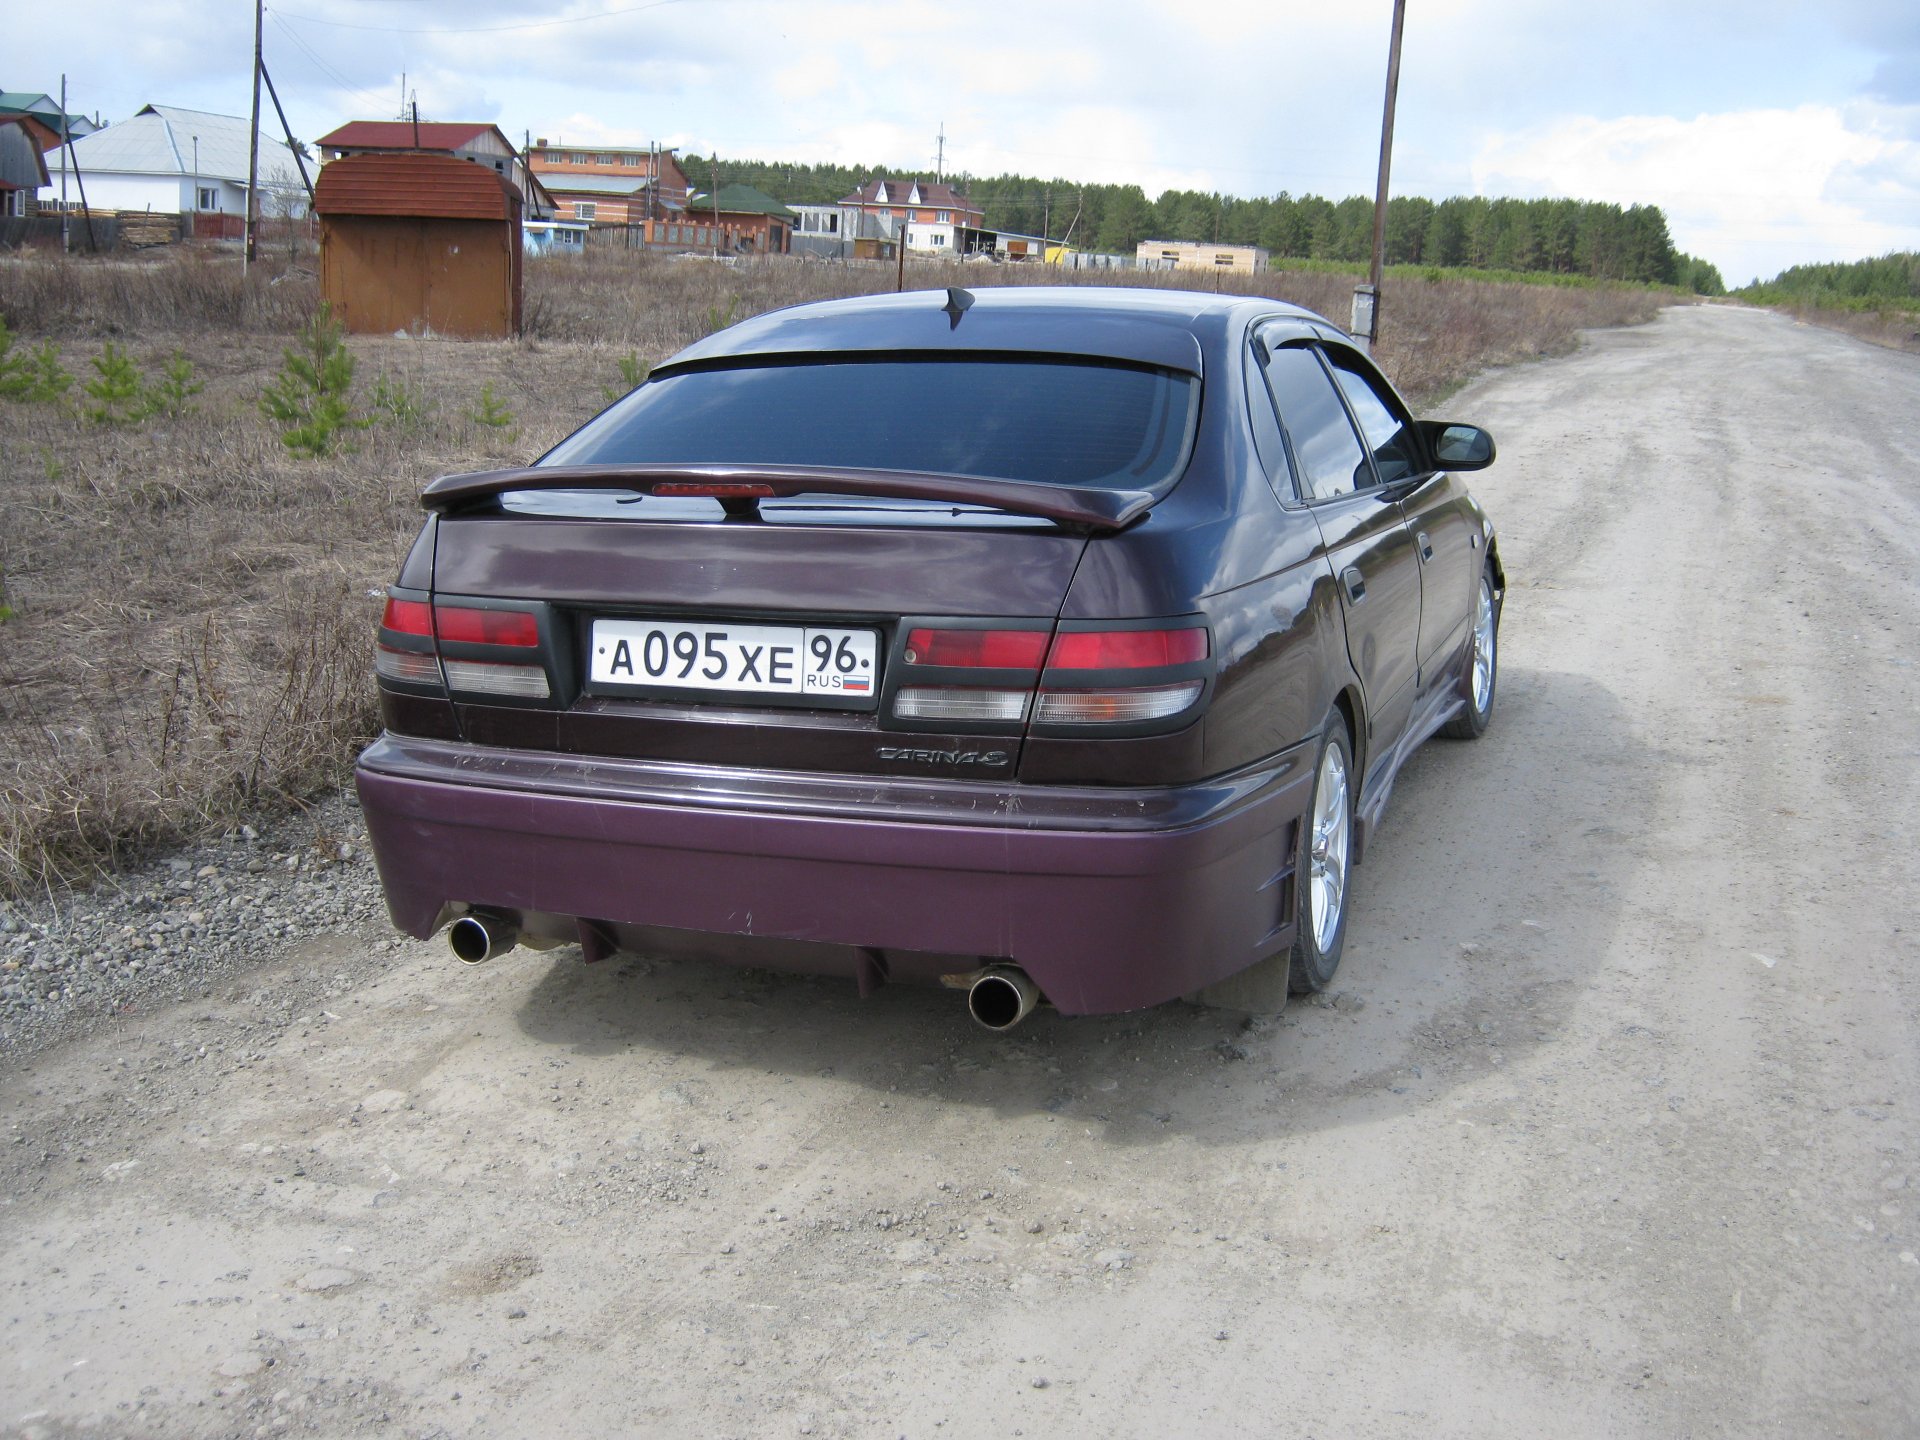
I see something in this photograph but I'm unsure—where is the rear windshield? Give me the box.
[540,355,1200,490]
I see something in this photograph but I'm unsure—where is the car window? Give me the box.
[1244,341,1296,501]
[540,356,1200,492]
[1325,351,1424,484]
[1260,345,1372,501]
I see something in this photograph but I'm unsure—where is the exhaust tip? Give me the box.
[449,912,517,965]
[967,967,1039,1032]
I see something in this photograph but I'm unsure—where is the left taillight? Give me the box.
[375,592,551,702]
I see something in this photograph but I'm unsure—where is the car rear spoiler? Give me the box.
[418,463,1161,533]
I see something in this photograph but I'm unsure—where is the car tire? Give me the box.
[1287,714,1355,995]
[1440,566,1500,740]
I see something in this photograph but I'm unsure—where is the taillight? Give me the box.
[1033,624,1209,732]
[888,623,1051,729]
[1044,628,1208,670]
[433,606,539,647]
[886,620,1209,734]
[375,591,550,701]
[903,628,1051,669]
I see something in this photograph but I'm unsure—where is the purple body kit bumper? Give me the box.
[353,734,1313,1016]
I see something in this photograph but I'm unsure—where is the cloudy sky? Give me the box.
[17,0,1920,284]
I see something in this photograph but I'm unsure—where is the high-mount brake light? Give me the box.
[652,482,776,499]
[902,628,1050,669]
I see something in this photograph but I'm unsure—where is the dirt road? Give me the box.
[3,304,1916,1439]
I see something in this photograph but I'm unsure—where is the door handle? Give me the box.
[1342,566,1366,604]
[1417,530,1434,562]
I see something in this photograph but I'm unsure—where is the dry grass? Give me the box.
[1760,300,1920,355]
[0,247,1674,898]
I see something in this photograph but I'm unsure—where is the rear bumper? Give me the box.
[354,733,1314,1015]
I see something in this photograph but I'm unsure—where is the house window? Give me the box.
[623,154,639,166]
[3,190,25,218]
[197,187,219,211]
[937,210,950,223]
[574,202,597,220]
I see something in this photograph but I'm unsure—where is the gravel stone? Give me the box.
[0,790,389,1057]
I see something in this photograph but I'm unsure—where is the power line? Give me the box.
[269,0,698,36]
[267,9,405,117]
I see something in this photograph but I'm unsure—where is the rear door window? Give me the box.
[542,356,1200,492]
[1260,345,1373,501]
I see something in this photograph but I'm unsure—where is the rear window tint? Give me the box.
[540,356,1199,491]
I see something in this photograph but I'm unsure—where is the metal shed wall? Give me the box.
[316,154,522,338]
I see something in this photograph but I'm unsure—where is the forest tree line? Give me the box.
[1738,252,1920,309]
[684,152,1725,293]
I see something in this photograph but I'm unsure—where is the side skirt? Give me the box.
[1352,632,1473,863]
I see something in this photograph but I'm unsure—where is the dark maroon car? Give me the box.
[355,286,1502,1027]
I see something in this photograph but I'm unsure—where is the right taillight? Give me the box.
[885,619,1210,734]
[1033,623,1210,731]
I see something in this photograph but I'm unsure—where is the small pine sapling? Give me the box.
[260,303,367,456]
[84,341,148,424]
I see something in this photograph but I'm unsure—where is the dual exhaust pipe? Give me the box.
[449,915,1042,1032]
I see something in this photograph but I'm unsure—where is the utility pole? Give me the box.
[191,135,199,241]
[245,0,263,267]
[1357,0,1407,350]
[935,124,945,185]
[58,74,70,254]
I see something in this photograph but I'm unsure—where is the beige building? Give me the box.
[1136,239,1271,274]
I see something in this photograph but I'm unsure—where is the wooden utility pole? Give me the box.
[245,0,263,267]
[1357,0,1408,349]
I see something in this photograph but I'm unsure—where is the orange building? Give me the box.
[527,140,690,226]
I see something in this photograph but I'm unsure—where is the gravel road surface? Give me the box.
[3,303,1916,1439]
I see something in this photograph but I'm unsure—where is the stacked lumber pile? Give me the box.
[117,212,179,248]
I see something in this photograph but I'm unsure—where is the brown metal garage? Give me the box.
[315,152,522,339]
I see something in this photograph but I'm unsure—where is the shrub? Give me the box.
[260,303,366,456]
[470,381,514,429]
[0,318,74,405]
[83,341,146,424]
[143,353,204,417]
[603,351,648,401]
[370,367,430,428]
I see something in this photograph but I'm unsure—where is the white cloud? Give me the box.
[1473,104,1920,284]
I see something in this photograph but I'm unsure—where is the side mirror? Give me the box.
[1420,421,1496,471]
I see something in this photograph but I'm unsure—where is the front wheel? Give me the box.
[1288,715,1354,995]
[1441,566,1500,740]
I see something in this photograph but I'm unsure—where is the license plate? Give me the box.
[589,618,880,703]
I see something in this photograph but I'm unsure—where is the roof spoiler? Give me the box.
[419,463,1162,532]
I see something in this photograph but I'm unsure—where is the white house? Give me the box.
[57,104,293,218]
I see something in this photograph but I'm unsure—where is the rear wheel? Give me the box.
[1187,711,1354,1014]
[1288,715,1354,995]
[1441,567,1499,740]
